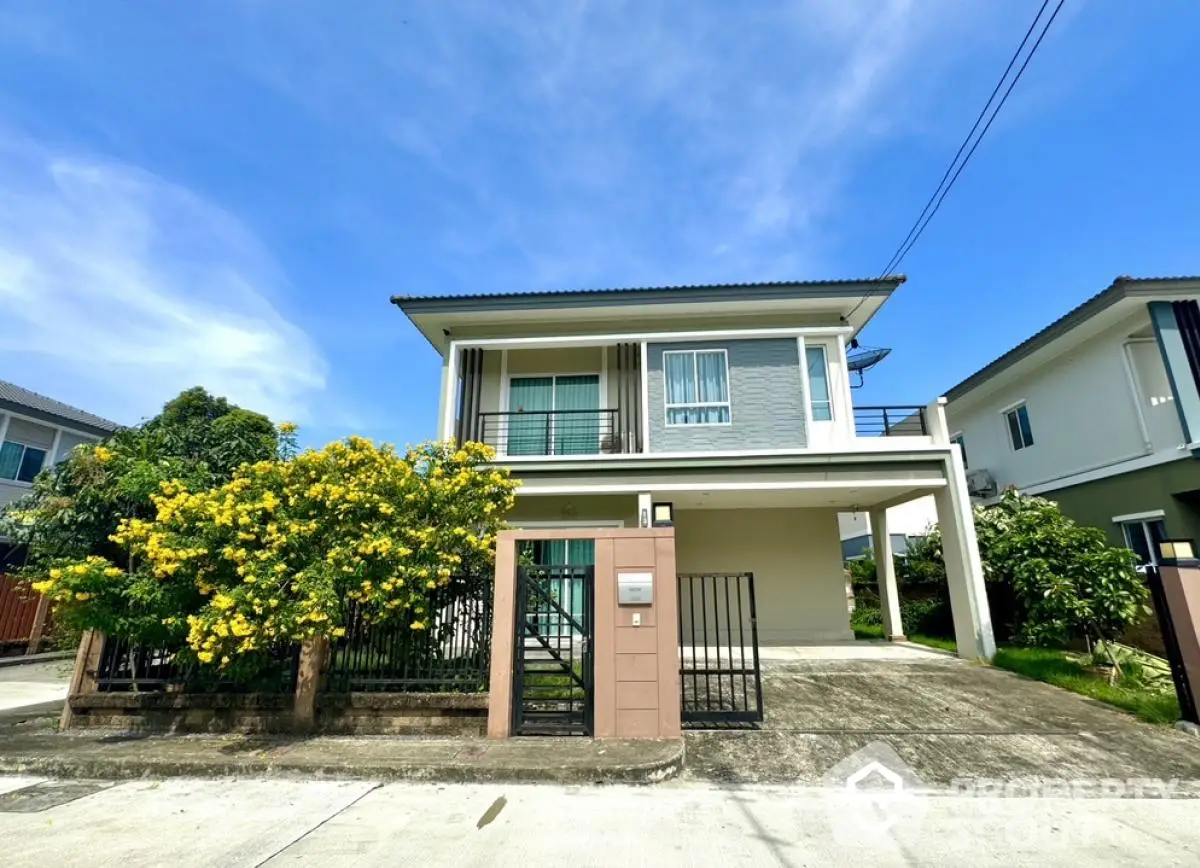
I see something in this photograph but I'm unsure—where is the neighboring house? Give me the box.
[392,278,994,657]
[0,380,120,515]
[838,495,937,560]
[943,275,1200,570]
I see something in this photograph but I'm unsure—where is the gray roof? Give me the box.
[391,276,905,313]
[945,275,1200,401]
[0,380,121,437]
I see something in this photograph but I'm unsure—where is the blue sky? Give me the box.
[1,1,1197,447]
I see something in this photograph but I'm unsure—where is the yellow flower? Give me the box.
[93,445,114,463]
[410,620,426,630]
[279,421,298,435]
[31,580,52,594]
[212,594,235,611]
[197,651,214,663]
[74,592,91,601]
[332,627,346,638]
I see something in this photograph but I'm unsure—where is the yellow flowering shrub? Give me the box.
[94,438,517,668]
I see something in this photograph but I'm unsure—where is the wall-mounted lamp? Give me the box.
[1158,539,1197,563]
[651,501,674,528]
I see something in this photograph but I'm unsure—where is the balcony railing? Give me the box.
[478,409,627,457]
[853,405,929,437]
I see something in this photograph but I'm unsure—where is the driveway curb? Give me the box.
[0,730,684,786]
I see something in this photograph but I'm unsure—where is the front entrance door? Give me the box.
[512,562,594,735]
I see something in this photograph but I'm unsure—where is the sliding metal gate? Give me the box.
[512,564,594,735]
[677,572,764,725]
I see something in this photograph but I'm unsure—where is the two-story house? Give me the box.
[1,380,120,516]
[944,275,1200,569]
[393,278,995,660]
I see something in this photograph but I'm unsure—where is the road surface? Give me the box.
[2,774,1198,867]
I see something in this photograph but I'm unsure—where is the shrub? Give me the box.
[31,438,518,675]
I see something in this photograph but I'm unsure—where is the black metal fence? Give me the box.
[853,405,929,437]
[677,572,763,725]
[322,573,493,693]
[477,409,624,457]
[94,636,299,694]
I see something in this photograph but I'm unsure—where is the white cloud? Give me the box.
[0,137,327,424]
[233,0,1001,286]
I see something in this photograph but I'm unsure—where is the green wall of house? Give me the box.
[1046,457,1200,547]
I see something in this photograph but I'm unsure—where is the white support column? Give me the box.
[925,396,950,444]
[869,507,905,641]
[0,412,9,447]
[440,343,460,441]
[48,429,63,469]
[935,453,996,661]
[639,342,650,453]
[637,492,653,528]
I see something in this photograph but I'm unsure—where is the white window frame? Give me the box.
[662,348,733,427]
[0,438,49,485]
[950,431,967,468]
[804,343,835,422]
[1114,511,1167,569]
[1001,401,1034,451]
[501,370,604,456]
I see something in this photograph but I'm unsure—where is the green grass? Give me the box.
[852,623,957,653]
[993,646,1181,725]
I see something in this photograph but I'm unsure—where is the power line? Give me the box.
[876,0,1052,279]
[846,0,1066,325]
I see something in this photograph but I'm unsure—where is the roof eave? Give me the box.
[944,275,1200,403]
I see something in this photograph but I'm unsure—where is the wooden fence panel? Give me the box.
[0,574,40,645]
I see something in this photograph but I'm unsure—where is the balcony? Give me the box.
[852,405,929,437]
[478,409,634,457]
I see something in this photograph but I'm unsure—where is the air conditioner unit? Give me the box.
[966,469,998,498]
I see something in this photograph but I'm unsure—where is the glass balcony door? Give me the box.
[507,375,601,456]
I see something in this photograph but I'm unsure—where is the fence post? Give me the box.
[59,630,103,731]
[293,636,329,732]
[25,595,51,655]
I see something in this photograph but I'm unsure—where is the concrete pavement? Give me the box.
[2,774,1199,867]
[0,658,71,722]
[686,644,1200,786]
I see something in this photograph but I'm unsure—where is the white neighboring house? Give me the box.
[392,277,995,659]
[838,496,937,560]
[0,380,120,516]
[943,275,1200,570]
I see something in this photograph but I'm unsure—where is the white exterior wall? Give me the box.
[0,411,103,511]
[945,313,1183,493]
[674,507,852,644]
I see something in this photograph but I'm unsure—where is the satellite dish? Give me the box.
[846,346,891,388]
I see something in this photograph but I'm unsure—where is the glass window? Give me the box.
[0,441,47,483]
[664,350,731,425]
[1005,404,1034,450]
[951,434,968,469]
[1121,518,1168,568]
[806,346,833,422]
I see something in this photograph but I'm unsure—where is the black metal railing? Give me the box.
[322,573,493,693]
[477,409,624,457]
[94,636,299,694]
[853,405,929,437]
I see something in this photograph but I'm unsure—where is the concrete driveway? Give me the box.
[684,642,1200,788]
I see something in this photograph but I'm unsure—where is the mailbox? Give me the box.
[617,571,653,605]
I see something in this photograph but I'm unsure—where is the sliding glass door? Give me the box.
[507,374,601,456]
